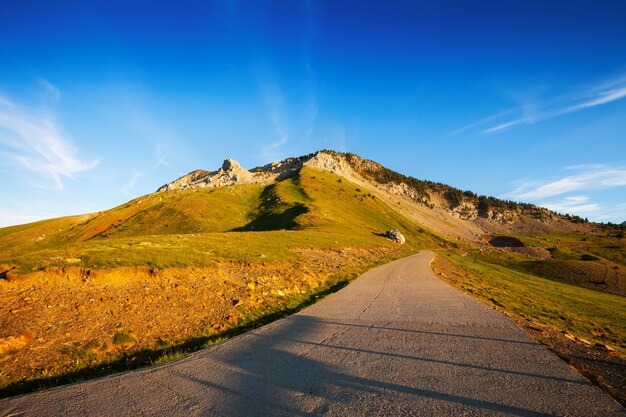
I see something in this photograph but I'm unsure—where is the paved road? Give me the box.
[2,251,624,416]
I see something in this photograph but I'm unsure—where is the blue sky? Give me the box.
[1,0,625,226]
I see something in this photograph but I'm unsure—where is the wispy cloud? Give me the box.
[593,203,626,221]
[259,82,290,161]
[121,170,142,195]
[507,164,626,201]
[449,109,515,136]
[255,0,319,162]
[453,74,626,135]
[155,145,170,167]
[541,195,599,215]
[258,68,319,162]
[505,164,626,220]
[38,79,61,101]
[0,94,98,189]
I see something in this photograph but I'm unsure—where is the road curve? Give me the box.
[2,251,624,416]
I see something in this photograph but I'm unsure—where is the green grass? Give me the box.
[439,250,626,354]
[482,231,626,296]
[518,232,626,267]
[0,167,432,273]
[112,332,136,346]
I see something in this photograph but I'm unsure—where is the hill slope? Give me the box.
[0,150,624,402]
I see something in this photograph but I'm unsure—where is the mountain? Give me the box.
[0,150,624,400]
[159,150,590,239]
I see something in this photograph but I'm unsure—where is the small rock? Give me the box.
[128,356,145,366]
[384,229,406,244]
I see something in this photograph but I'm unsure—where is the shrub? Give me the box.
[113,332,136,345]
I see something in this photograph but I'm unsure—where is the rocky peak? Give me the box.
[157,151,358,193]
[157,158,261,192]
[221,158,241,172]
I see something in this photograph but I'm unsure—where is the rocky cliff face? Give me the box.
[157,158,267,192]
[157,151,355,192]
[156,150,588,234]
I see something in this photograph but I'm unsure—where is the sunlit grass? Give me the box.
[435,250,626,355]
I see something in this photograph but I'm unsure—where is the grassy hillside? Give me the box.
[433,247,626,404]
[0,154,623,402]
[0,167,433,275]
[435,251,626,353]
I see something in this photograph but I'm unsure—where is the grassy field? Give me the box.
[518,231,626,267]
[434,249,626,356]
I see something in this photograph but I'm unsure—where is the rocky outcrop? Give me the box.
[384,229,405,244]
[155,150,589,235]
[158,151,361,193]
[303,152,354,177]
[250,155,312,180]
[157,169,211,192]
[451,202,479,221]
[157,158,266,192]
[380,182,430,205]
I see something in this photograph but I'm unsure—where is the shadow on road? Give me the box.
[171,314,574,416]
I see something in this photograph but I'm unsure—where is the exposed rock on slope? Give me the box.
[157,169,211,192]
[158,158,263,191]
[157,150,592,240]
[384,229,406,244]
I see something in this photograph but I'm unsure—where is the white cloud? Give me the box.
[449,109,515,136]
[593,203,626,221]
[121,170,142,195]
[259,82,290,162]
[38,79,61,101]
[155,145,170,167]
[507,165,626,201]
[542,195,599,215]
[0,94,98,190]
[482,119,526,134]
[453,74,626,135]
[258,62,319,162]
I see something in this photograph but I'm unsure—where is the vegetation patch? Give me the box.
[433,248,626,404]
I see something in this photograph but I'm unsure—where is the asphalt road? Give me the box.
[2,251,624,416]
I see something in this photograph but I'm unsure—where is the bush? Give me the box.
[113,332,136,345]
[445,189,463,209]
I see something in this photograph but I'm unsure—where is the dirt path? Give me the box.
[1,251,624,416]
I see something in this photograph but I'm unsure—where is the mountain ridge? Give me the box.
[157,150,592,240]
